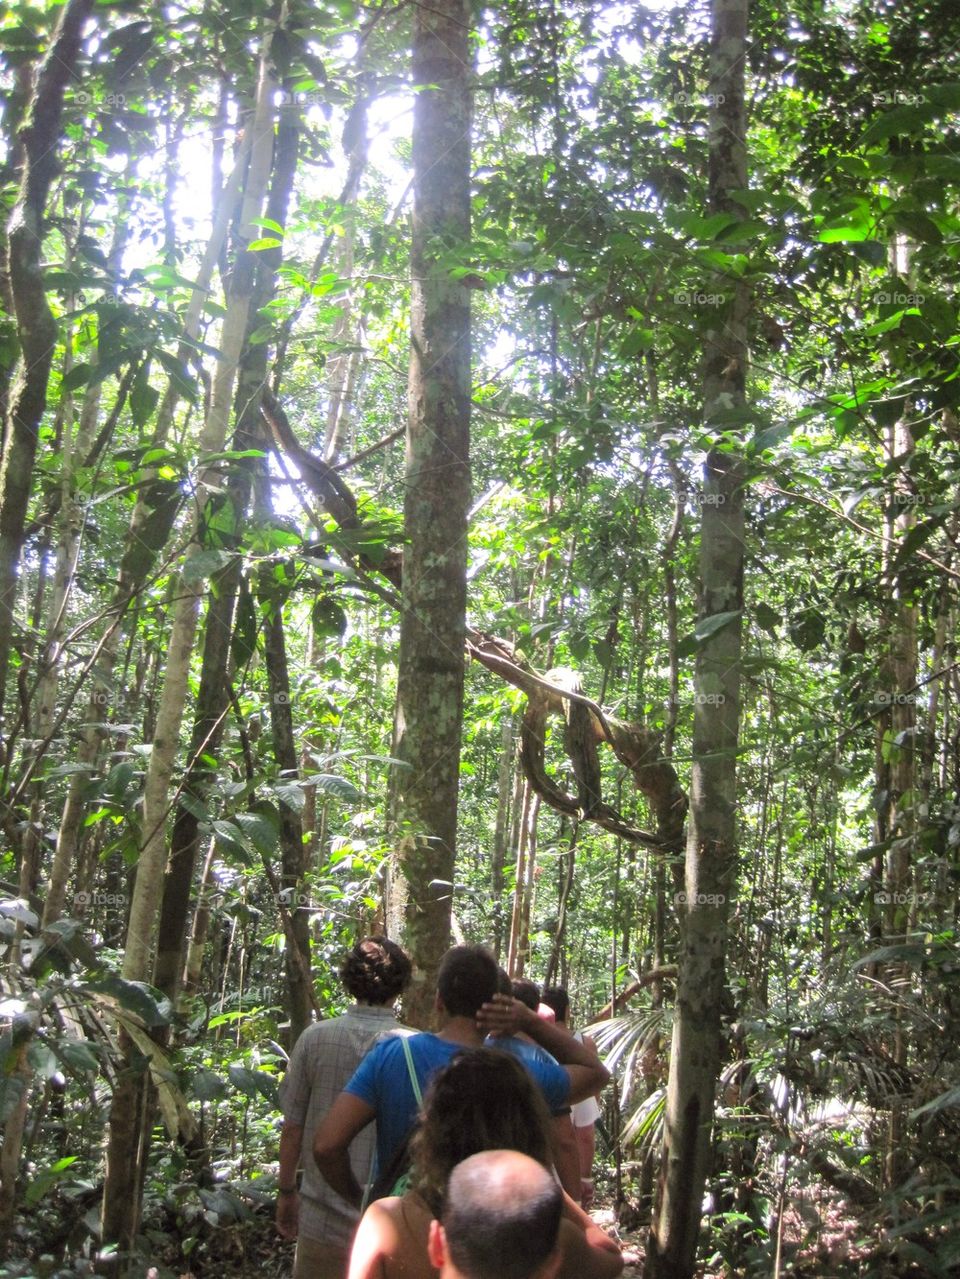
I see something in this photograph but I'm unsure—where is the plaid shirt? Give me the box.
[279,1004,406,1247]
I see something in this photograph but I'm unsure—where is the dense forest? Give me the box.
[1,0,959,1275]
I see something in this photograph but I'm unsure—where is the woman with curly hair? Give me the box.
[347,1048,622,1279]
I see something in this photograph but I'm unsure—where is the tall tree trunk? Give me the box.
[644,0,750,1273]
[19,196,130,910]
[491,713,514,960]
[544,821,576,987]
[384,0,471,1026]
[43,130,251,928]
[261,602,313,1043]
[0,0,93,735]
[883,410,918,1187]
[506,780,533,976]
[100,31,279,1258]
[323,79,370,463]
[0,1,94,1240]
[153,60,299,1011]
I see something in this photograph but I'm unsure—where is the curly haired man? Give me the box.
[277,936,412,1279]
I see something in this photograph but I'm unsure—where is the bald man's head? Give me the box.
[428,1150,563,1279]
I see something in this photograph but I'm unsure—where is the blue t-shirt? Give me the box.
[485,1035,568,1114]
[344,1032,570,1173]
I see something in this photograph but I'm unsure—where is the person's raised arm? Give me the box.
[312,1091,375,1209]
[477,995,610,1102]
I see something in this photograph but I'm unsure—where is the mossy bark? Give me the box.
[386,0,472,1026]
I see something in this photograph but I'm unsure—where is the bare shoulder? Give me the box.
[367,1195,404,1230]
[349,1194,433,1279]
[348,1198,404,1279]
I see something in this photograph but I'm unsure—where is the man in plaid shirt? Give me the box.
[276,937,412,1279]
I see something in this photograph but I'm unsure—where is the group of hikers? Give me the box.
[276,938,625,1279]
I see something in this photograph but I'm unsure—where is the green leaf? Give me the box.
[25,1156,78,1207]
[750,421,794,454]
[272,781,306,813]
[228,1063,279,1106]
[754,601,780,636]
[311,596,347,640]
[55,1038,100,1074]
[154,348,197,399]
[130,366,159,427]
[694,610,742,643]
[181,548,235,585]
[620,327,655,357]
[190,1067,229,1102]
[62,363,93,392]
[892,210,943,244]
[234,808,280,854]
[304,773,361,804]
[921,295,956,337]
[863,104,930,142]
[211,820,252,859]
[818,224,873,243]
[82,976,170,1027]
[251,217,284,235]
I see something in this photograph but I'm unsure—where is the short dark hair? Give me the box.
[339,937,412,1004]
[541,986,569,1023]
[436,945,497,1018]
[511,978,540,1012]
[443,1150,562,1279]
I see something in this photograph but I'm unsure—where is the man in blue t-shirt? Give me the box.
[312,944,609,1206]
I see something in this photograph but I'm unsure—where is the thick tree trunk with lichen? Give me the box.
[644,0,750,1274]
[384,0,471,1027]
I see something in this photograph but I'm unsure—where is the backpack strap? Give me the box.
[401,1033,423,1106]
[362,1034,423,1210]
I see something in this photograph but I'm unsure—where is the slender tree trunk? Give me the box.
[19,197,130,909]
[0,63,34,452]
[644,1,749,1273]
[0,2,94,1238]
[323,80,369,463]
[384,0,472,1026]
[515,793,539,976]
[883,411,918,1187]
[44,131,250,927]
[100,33,278,1258]
[153,60,299,1010]
[183,837,217,995]
[491,713,514,960]
[0,0,94,735]
[544,822,576,987]
[262,602,313,1042]
[506,781,535,976]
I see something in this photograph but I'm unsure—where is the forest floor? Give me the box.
[138,1181,874,1279]
[10,1168,876,1277]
